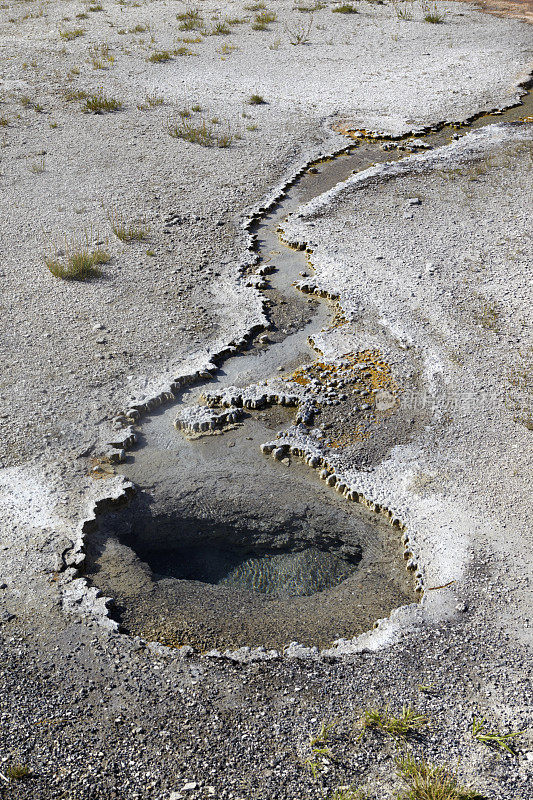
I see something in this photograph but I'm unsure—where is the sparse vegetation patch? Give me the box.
[358,704,428,740]
[396,754,486,800]
[109,210,149,242]
[471,716,523,754]
[81,90,122,113]
[422,2,445,22]
[59,28,85,40]
[148,50,172,62]
[45,237,111,280]
[332,3,358,13]
[6,763,30,782]
[167,117,232,148]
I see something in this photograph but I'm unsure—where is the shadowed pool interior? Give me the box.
[136,531,362,598]
[84,413,417,651]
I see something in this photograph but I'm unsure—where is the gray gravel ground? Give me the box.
[0,0,532,796]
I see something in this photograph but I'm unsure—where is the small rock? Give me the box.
[455,602,468,612]
[182,782,198,791]
[407,197,421,205]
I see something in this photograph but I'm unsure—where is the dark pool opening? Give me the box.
[138,539,362,597]
[84,487,415,650]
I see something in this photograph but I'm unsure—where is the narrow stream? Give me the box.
[84,90,532,651]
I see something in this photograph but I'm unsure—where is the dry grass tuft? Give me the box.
[109,210,149,242]
[6,764,31,781]
[396,754,486,800]
[82,90,122,113]
[167,117,232,148]
[45,233,111,280]
[332,3,358,12]
[148,50,172,62]
[59,28,85,40]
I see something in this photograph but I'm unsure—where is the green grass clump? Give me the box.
[332,3,358,12]
[65,89,89,102]
[6,764,30,781]
[248,93,266,105]
[148,50,172,62]
[81,90,122,113]
[109,212,149,242]
[424,11,444,22]
[59,28,85,39]
[215,130,232,148]
[167,118,231,148]
[255,10,276,22]
[309,719,336,747]
[211,21,230,34]
[20,95,43,111]
[304,745,332,779]
[359,704,428,740]
[46,246,110,280]
[472,716,523,755]
[285,16,313,43]
[252,9,276,27]
[176,7,201,21]
[395,5,413,20]
[137,92,164,110]
[0,115,10,126]
[89,43,114,69]
[129,23,148,32]
[304,719,337,780]
[176,9,203,30]
[396,754,486,800]
[422,3,445,22]
[178,18,202,30]
[330,787,368,800]
[245,1,265,8]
